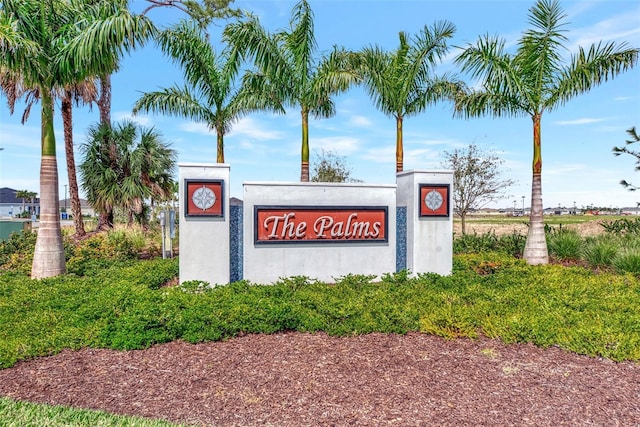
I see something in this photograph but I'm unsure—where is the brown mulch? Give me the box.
[1,333,639,426]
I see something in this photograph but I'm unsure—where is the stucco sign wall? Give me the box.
[243,182,397,284]
[178,163,453,285]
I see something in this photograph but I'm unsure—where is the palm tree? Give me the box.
[61,83,98,237]
[0,68,96,237]
[15,189,35,215]
[454,0,639,265]
[357,21,462,173]
[0,0,155,278]
[80,121,177,227]
[223,0,359,181]
[133,19,258,163]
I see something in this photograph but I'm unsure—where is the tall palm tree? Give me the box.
[357,21,462,173]
[223,0,359,181]
[0,69,96,237]
[133,19,258,163]
[454,0,639,265]
[61,83,98,237]
[0,0,155,278]
[79,121,177,227]
[69,0,157,230]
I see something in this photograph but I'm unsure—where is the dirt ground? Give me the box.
[453,217,606,237]
[1,333,639,427]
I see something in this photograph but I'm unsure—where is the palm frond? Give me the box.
[133,86,215,126]
[549,42,639,109]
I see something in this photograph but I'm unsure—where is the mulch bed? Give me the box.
[1,332,639,426]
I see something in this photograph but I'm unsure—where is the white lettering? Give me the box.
[370,221,381,238]
[295,221,307,238]
[330,221,344,237]
[313,216,334,238]
[264,213,299,239]
[344,213,357,237]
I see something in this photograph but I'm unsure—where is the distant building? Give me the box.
[620,207,640,215]
[0,187,40,218]
[59,198,96,218]
[1,187,96,218]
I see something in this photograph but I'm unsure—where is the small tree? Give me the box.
[613,127,640,196]
[441,143,515,234]
[310,149,361,183]
[80,121,177,228]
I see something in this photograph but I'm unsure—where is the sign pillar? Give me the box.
[397,170,453,276]
[179,163,230,285]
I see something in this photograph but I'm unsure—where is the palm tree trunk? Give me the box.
[97,74,114,230]
[216,129,224,163]
[300,108,310,182]
[396,115,404,173]
[98,74,112,126]
[32,91,66,279]
[523,113,549,265]
[62,91,86,238]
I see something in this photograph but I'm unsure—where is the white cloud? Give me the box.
[348,115,373,127]
[407,137,462,148]
[545,163,587,176]
[179,122,212,135]
[228,117,284,140]
[360,145,396,163]
[570,8,640,48]
[113,111,153,127]
[555,118,604,126]
[312,136,360,154]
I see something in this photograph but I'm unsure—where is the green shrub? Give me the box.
[547,228,583,260]
[600,217,640,235]
[2,253,640,366]
[612,248,640,274]
[582,236,619,268]
[66,229,164,276]
[453,231,525,256]
[0,230,37,274]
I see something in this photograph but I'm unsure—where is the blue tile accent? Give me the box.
[229,205,243,282]
[396,206,407,272]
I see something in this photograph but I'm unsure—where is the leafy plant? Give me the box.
[582,237,619,268]
[612,248,640,274]
[547,228,583,260]
[0,230,37,274]
[453,231,525,257]
[600,217,640,235]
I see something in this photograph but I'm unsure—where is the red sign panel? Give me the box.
[419,184,450,217]
[185,180,224,217]
[255,206,388,244]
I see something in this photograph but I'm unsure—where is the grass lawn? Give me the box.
[0,397,190,427]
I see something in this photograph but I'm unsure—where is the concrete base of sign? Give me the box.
[397,170,453,276]
[179,163,230,285]
[243,182,397,284]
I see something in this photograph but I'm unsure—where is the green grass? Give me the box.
[460,214,622,226]
[0,397,190,426]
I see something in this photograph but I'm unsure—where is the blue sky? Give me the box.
[1,0,639,210]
